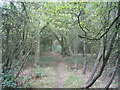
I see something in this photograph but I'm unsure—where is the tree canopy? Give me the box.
[1,1,120,88]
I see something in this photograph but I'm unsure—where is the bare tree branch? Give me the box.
[40,19,53,33]
[78,14,120,40]
[77,4,87,36]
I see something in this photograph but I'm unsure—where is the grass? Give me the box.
[27,55,56,67]
[40,56,55,67]
[26,54,87,88]
[63,74,86,88]
[23,53,117,88]
[28,66,86,88]
[29,67,56,88]
[63,55,84,68]
[27,54,95,69]
[63,54,95,70]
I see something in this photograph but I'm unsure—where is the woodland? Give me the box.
[1,1,120,88]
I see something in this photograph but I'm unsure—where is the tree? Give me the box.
[77,2,120,88]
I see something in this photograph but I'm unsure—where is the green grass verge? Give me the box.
[63,74,86,88]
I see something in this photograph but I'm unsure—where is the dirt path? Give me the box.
[50,52,64,88]
[55,55,63,88]
[20,52,118,88]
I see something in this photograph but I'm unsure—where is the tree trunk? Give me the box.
[105,54,119,88]
[3,29,10,74]
[105,3,120,87]
[84,31,117,88]
[50,41,53,51]
[61,36,64,55]
[69,47,74,56]
[82,40,87,74]
[84,62,106,88]
[34,36,40,67]
[86,41,103,84]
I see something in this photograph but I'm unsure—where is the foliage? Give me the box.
[1,73,17,88]
[1,1,119,88]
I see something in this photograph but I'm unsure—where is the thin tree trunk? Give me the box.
[3,29,10,74]
[84,32,117,88]
[61,36,64,55]
[34,36,40,67]
[69,47,74,56]
[105,3,120,86]
[50,41,53,51]
[105,54,119,88]
[90,48,93,59]
[86,42,103,84]
[84,62,106,88]
[82,40,87,74]
[15,46,32,79]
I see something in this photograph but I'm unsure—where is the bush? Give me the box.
[1,73,17,88]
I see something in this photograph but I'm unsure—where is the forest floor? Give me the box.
[19,52,118,88]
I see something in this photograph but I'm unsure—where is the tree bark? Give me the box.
[86,41,103,84]
[84,31,117,88]
[50,41,53,51]
[105,54,119,88]
[69,47,74,56]
[82,40,87,74]
[34,36,40,67]
[61,36,64,55]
